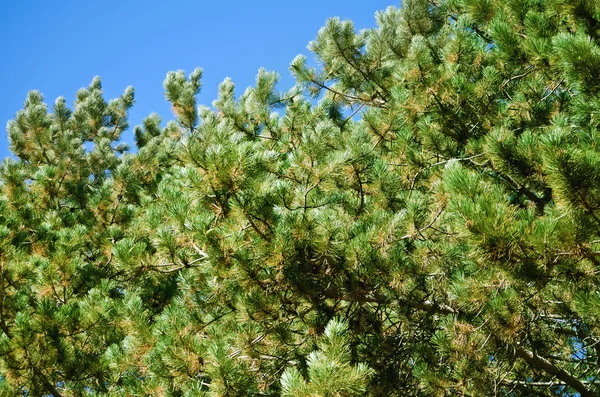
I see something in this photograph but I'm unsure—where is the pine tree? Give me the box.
[3,0,600,395]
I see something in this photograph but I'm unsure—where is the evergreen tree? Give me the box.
[3,0,600,395]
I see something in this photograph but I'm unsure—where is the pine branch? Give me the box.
[409,153,486,193]
[515,345,596,397]
[502,379,600,387]
[308,78,386,107]
[321,285,459,315]
[38,374,64,397]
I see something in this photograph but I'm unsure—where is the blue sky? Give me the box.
[0,0,396,161]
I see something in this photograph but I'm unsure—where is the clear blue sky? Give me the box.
[0,0,396,161]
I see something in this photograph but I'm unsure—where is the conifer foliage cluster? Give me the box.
[3,0,600,395]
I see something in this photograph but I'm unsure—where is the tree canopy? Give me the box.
[2,0,600,395]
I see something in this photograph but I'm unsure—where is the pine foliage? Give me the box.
[3,0,600,395]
